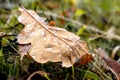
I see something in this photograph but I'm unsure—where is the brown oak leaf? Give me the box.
[17,7,92,67]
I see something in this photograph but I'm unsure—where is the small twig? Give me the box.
[88,33,107,41]
[27,71,50,80]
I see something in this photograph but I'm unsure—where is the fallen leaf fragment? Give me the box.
[18,44,31,60]
[96,48,120,78]
[111,45,120,59]
[17,7,92,67]
[96,48,109,59]
[103,57,120,76]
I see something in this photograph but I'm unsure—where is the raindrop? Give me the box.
[43,37,47,41]
[31,55,35,59]
[59,55,61,57]
[33,22,36,25]
[66,45,72,51]
[45,27,48,30]
[92,54,95,57]
[53,38,57,42]
[26,24,32,30]
[34,15,40,20]
[54,33,57,36]
[18,16,23,22]
[30,30,40,36]
[69,48,72,51]
[66,45,70,48]
[46,47,53,51]
[40,31,45,36]
[63,64,67,67]
[57,28,65,31]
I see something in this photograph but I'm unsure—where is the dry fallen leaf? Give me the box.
[17,6,92,67]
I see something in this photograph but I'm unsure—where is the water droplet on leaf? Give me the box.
[31,55,35,59]
[40,31,45,36]
[59,55,61,57]
[46,47,53,51]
